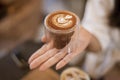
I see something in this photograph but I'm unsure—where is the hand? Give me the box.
[28,27,92,71]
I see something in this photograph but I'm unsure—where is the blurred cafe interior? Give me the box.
[0,0,120,80]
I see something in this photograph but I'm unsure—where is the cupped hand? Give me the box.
[28,27,92,71]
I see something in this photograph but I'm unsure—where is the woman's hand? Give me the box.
[28,27,92,71]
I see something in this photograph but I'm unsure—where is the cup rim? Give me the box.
[44,10,80,34]
[60,67,90,80]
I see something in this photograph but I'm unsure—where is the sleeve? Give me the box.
[81,0,115,78]
[81,0,114,51]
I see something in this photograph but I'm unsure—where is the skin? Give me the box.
[28,26,101,71]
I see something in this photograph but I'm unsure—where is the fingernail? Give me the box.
[56,64,62,70]
[28,59,31,64]
[30,64,34,70]
[29,62,36,70]
[28,57,32,64]
[30,65,34,70]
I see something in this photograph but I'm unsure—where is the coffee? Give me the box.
[46,11,76,30]
[44,10,79,49]
[60,67,90,80]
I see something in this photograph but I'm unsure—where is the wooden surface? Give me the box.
[105,66,120,80]
[21,69,59,80]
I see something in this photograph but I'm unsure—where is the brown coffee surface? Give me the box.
[46,11,77,30]
[45,11,78,49]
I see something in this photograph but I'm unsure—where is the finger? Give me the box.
[39,50,67,71]
[41,32,51,43]
[56,53,77,70]
[55,41,88,70]
[41,35,47,42]
[28,41,53,64]
[29,48,58,69]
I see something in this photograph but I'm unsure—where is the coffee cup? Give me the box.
[60,67,90,80]
[44,10,80,49]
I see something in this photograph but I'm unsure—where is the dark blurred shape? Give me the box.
[109,0,120,28]
[0,40,44,80]
[0,3,7,20]
[0,0,42,79]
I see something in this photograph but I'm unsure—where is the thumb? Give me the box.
[41,35,47,42]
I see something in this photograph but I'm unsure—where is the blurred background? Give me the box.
[0,0,120,80]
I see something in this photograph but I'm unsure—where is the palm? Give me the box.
[28,27,91,71]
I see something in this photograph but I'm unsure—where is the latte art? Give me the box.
[46,11,76,30]
[57,15,72,24]
[52,14,73,28]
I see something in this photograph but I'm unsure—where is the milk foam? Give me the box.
[52,14,74,29]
